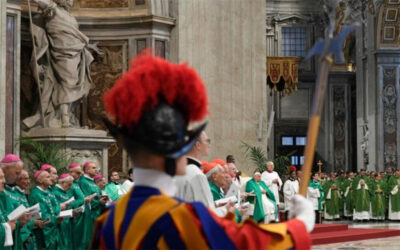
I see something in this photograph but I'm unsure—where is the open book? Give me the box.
[27,204,41,220]
[58,209,73,219]
[73,205,85,214]
[215,196,238,207]
[60,197,75,207]
[8,203,42,221]
[8,205,27,221]
[86,193,98,200]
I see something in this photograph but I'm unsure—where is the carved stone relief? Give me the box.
[382,67,398,168]
[333,86,347,170]
[376,0,400,49]
[87,41,127,173]
[77,0,129,8]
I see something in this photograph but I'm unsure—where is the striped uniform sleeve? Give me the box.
[183,202,311,250]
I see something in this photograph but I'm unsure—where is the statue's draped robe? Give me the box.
[23,3,93,128]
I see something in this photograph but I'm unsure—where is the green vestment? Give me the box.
[209,181,224,201]
[104,182,127,201]
[53,185,73,250]
[0,191,16,250]
[309,180,324,211]
[245,178,277,223]
[70,181,85,249]
[352,175,371,212]
[4,185,30,250]
[323,180,340,216]
[13,187,38,250]
[388,176,400,212]
[79,175,103,249]
[28,187,60,250]
[371,180,386,218]
[343,178,354,215]
[334,178,346,212]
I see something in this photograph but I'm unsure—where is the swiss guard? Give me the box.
[92,52,315,249]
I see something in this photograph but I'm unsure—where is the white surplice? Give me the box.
[283,179,299,212]
[261,171,282,205]
[175,157,227,217]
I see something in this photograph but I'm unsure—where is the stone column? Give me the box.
[376,55,400,171]
[0,0,6,157]
[170,0,267,174]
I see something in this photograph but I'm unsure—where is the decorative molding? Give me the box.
[331,86,348,171]
[381,67,398,169]
[377,0,400,49]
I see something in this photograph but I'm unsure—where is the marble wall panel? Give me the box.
[86,40,127,173]
[382,67,398,169]
[6,15,15,154]
[332,86,347,171]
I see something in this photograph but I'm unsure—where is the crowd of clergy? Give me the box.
[309,167,400,222]
[0,153,134,250]
[3,131,400,249]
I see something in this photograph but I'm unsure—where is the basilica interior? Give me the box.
[1,0,400,176]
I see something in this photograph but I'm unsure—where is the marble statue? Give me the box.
[360,122,369,166]
[23,0,101,130]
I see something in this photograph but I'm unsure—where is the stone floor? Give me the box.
[312,221,400,249]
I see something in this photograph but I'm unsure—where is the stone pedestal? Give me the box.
[22,128,115,180]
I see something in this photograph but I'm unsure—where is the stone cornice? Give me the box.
[76,14,175,27]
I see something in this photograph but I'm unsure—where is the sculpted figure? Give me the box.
[23,0,101,129]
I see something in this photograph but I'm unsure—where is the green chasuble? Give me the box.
[334,178,346,212]
[4,185,25,250]
[343,178,354,215]
[309,180,324,211]
[245,178,277,223]
[0,191,17,250]
[371,180,386,218]
[323,180,340,216]
[53,185,73,250]
[352,175,371,212]
[388,176,400,212]
[70,181,85,250]
[209,181,224,201]
[13,187,38,250]
[79,175,104,249]
[104,182,127,201]
[29,187,60,250]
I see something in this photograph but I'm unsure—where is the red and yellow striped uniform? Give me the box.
[92,186,311,249]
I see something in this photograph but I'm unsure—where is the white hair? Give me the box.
[254,172,261,177]
[58,176,74,184]
[206,165,222,181]
[267,161,274,166]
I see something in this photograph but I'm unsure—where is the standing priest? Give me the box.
[388,169,400,220]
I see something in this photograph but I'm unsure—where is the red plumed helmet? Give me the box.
[102,52,209,176]
[104,51,208,128]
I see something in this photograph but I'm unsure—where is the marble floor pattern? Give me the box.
[312,221,400,249]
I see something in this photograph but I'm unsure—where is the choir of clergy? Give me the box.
[0,154,132,250]
[3,148,400,249]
